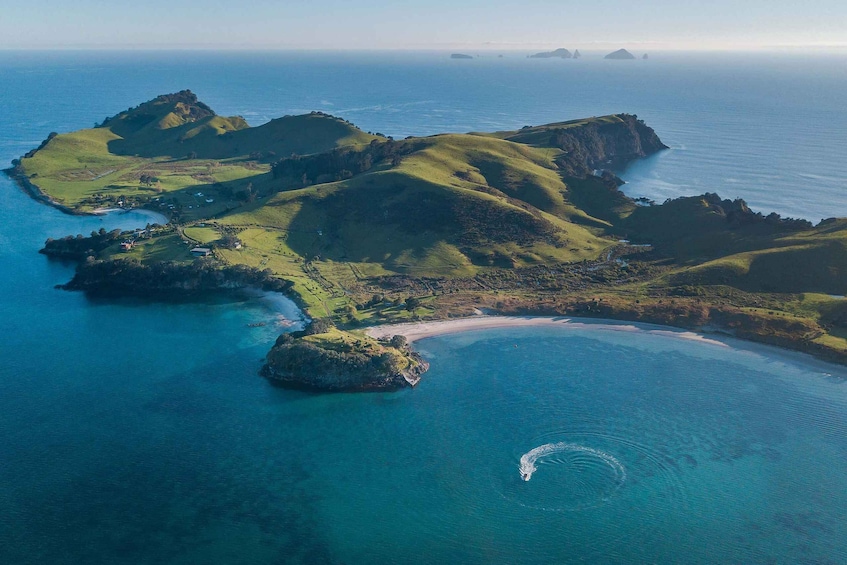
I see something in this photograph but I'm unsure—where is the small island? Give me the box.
[8,90,847,391]
[529,48,573,59]
[262,319,428,391]
[605,49,636,60]
[450,53,473,59]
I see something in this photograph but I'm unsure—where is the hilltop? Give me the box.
[10,90,847,388]
[11,90,376,212]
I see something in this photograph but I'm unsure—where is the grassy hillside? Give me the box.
[20,91,847,366]
[16,90,376,210]
[670,219,847,294]
[218,133,612,279]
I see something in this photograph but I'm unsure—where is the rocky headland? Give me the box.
[262,321,429,392]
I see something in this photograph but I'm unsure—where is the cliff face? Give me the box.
[502,114,666,179]
[550,114,667,177]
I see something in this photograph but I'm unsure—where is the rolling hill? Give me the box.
[12,90,847,371]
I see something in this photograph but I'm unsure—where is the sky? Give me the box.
[3,0,845,50]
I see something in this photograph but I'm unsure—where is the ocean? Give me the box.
[1,50,846,564]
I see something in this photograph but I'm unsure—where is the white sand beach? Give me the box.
[365,315,731,347]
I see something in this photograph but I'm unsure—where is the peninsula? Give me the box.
[8,90,847,390]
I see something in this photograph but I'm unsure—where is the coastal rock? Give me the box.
[605,49,636,60]
[573,49,582,59]
[262,325,429,392]
[530,48,572,59]
[525,114,668,177]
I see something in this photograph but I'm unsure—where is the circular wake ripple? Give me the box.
[494,428,692,522]
[507,442,627,512]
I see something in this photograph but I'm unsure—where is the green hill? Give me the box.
[14,90,376,209]
[18,91,847,367]
[668,218,847,294]
[220,133,611,276]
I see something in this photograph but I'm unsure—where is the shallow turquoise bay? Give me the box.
[1,51,847,563]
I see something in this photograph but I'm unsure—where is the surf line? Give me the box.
[519,442,626,482]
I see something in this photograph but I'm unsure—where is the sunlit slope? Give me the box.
[17,90,376,208]
[219,134,612,276]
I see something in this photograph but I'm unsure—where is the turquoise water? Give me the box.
[2,51,847,563]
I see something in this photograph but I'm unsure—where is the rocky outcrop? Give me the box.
[99,89,215,129]
[450,53,473,59]
[262,338,429,392]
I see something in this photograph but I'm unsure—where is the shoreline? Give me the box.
[365,315,847,375]
[366,315,731,345]
[3,166,83,216]
[3,167,169,224]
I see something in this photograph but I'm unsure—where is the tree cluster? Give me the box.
[63,258,292,296]
[41,228,125,260]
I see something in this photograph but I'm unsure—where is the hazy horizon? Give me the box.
[5,0,845,51]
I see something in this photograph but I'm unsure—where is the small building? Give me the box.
[120,241,134,251]
[190,247,212,257]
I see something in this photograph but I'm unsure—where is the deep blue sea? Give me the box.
[1,50,847,564]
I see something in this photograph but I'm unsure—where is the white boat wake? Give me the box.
[519,442,626,483]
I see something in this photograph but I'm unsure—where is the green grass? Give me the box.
[485,114,624,146]
[183,226,220,244]
[19,93,847,367]
[18,92,375,210]
[103,233,193,264]
[670,223,847,294]
[303,328,413,370]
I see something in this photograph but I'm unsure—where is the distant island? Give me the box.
[8,90,847,390]
[605,49,636,60]
[450,53,473,59]
[529,48,572,59]
[573,49,582,59]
